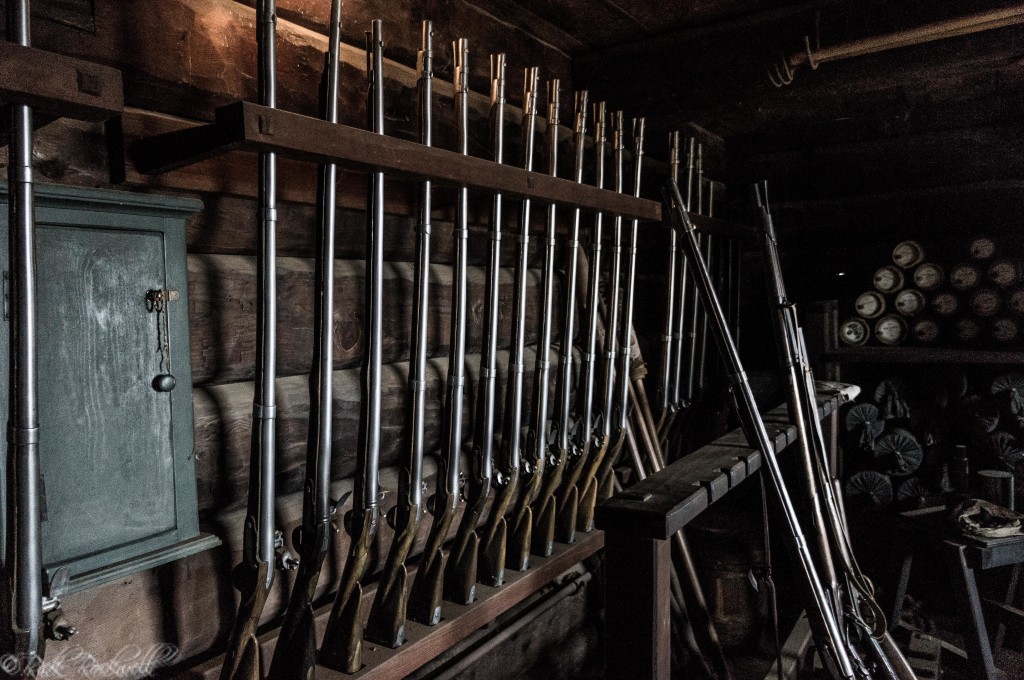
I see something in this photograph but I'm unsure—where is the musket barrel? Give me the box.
[658,132,680,415]
[578,102,607,447]
[7,0,44,663]
[319,22,385,670]
[601,112,626,440]
[615,118,644,432]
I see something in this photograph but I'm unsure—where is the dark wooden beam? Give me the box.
[132,101,664,222]
[0,41,123,122]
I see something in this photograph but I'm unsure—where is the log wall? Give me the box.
[0,0,588,672]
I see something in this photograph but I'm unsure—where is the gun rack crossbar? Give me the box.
[131,100,735,234]
[597,385,848,680]
[0,42,123,123]
[172,530,603,679]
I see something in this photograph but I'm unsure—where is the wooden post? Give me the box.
[604,531,671,680]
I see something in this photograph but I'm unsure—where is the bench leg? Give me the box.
[943,540,997,680]
[887,549,913,633]
[605,532,671,680]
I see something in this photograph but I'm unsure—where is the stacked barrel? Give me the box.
[839,236,1024,347]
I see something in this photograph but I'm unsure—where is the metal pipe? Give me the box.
[775,7,1024,84]
[432,569,593,680]
[657,132,680,419]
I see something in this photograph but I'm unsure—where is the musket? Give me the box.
[654,132,681,435]
[407,38,471,625]
[555,101,606,544]
[669,138,696,418]
[3,1,78,675]
[596,117,645,503]
[265,3,342,676]
[530,89,588,557]
[694,145,714,396]
[318,22,385,673]
[504,76,556,574]
[443,48,503,607]
[221,2,296,677]
[665,179,857,680]
[682,141,704,410]
[363,20,433,649]
[477,67,540,588]
[577,111,626,532]
[754,183,915,680]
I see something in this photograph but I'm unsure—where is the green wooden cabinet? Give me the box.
[0,183,219,595]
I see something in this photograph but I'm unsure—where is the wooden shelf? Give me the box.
[130,100,748,238]
[0,42,123,122]
[595,386,848,540]
[823,346,1024,365]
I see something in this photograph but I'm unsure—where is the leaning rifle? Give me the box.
[665,179,857,680]
[655,132,682,434]
[477,67,540,588]
[221,2,297,677]
[531,89,589,558]
[662,137,696,443]
[265,3,342,677]
[407,38,471,625]
[444,52,506,605]
[318,22,385,673]
[555,101,606,543]
[754,182,915,680]
[363,20,434,649]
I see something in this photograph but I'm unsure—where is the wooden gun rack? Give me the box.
[596,386,849,680]
[131,97,754,677]
[130,99,748,239]
[0,41,123,130]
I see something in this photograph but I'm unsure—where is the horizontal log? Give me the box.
[187,254,559,385]
[194,346,560,515]
[186,192,549,263]
[230,0,573,101]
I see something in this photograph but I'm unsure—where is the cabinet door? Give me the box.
[1,183,218,594]
[35,224,178,567]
